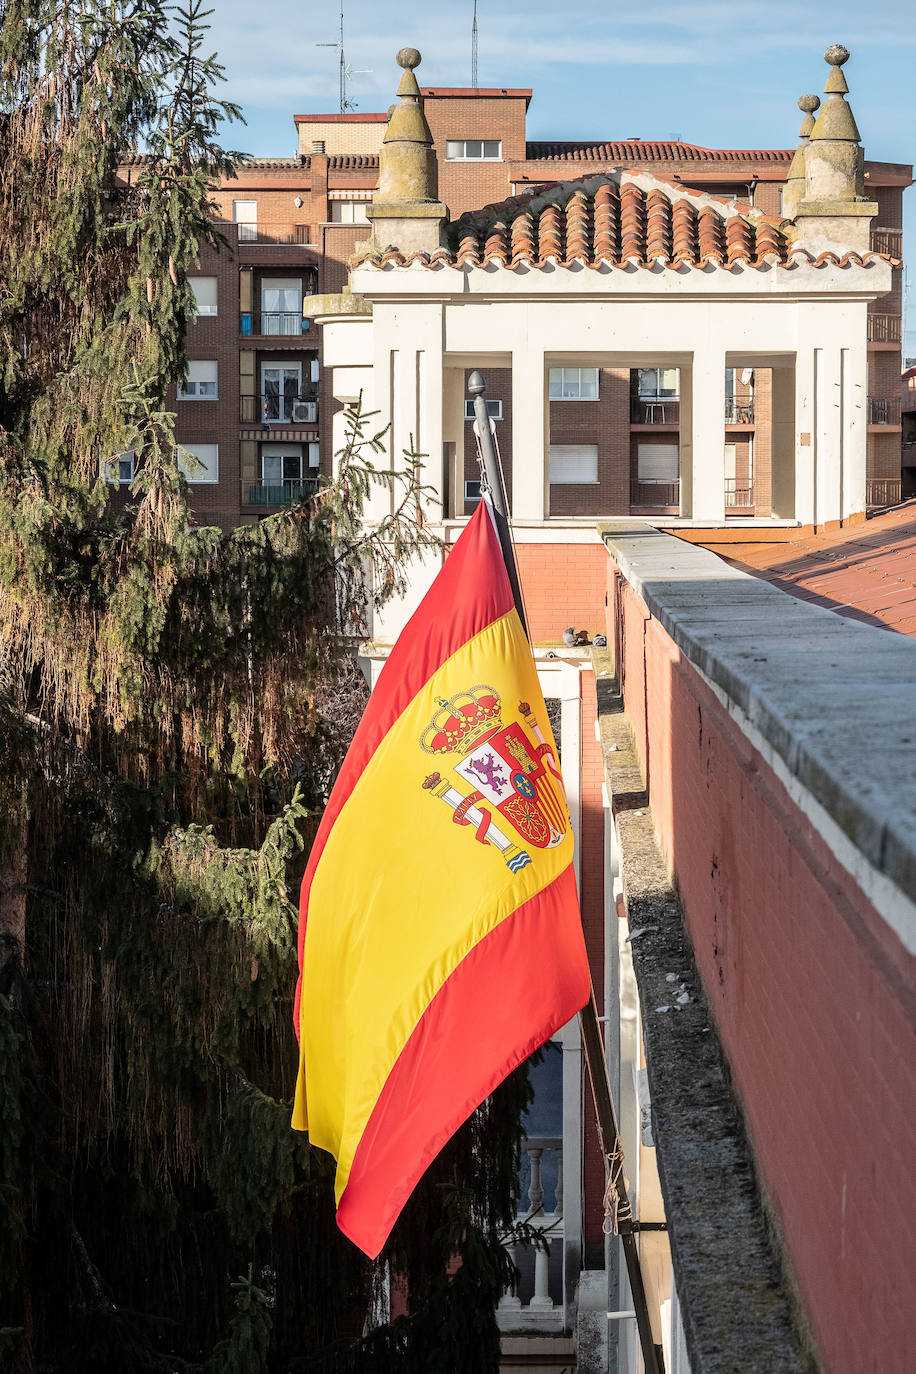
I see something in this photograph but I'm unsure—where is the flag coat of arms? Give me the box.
[293,499,590,1257]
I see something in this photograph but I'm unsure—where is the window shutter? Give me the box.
[189,277,217,315]
[637,444,679,481]
[549,445,598,484]
[179,443,218,483]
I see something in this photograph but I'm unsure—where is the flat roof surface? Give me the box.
[701,502,916,637]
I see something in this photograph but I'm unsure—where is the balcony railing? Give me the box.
[235,222,312,245]
[867,313,902,344]
[725,477,755,508]
[241,478,319,509]
[724,397,755,424]
[630,477,680,509]
[867,396,902,425]
[240,311,311,337]
[240,394,319,425]
[866,477,902,509]
[631,398,679,425]
[497,1136,564,1326]
[870,226,903,257]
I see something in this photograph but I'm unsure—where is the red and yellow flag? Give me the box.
[292,501,590,1257]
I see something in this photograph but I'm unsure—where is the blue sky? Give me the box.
[206,0,914,350]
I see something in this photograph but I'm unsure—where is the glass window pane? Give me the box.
[659,368,678,397]
[189,276,217,315]
[179,443,218,483]
[262,453,282,482]
[580,369,598,399]
[466,140,482,158]
[283,454,302,481]
[445,141,463,159]
[483,141,500,158]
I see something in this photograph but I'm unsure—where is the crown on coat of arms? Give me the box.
[420,685,502,756]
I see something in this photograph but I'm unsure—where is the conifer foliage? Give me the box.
[0,4,529,1369]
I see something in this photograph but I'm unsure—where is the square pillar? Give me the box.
[511,349,547,521]
[689,350,727,521]
[771,366,796,520]
[442,367,466,519]
[842,339,868,520]
[374,304,445,523]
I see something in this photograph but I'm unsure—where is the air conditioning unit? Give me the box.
[291,401,317,423]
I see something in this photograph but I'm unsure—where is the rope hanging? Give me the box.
[602,1141,632,1236]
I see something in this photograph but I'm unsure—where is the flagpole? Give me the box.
[468,370,665,1374]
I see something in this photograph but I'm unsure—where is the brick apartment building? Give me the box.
[125,74,909,529]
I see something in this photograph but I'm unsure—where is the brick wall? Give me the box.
[606,553,916,1374]
[516,544,608,645]
[424,93,524,215]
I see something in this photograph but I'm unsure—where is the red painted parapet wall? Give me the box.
[605,536,916,1374]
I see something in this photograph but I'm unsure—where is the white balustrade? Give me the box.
[496,1135,565,1329]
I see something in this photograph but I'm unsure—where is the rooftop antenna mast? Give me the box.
[471,1,478,88]
[317,4,370,113]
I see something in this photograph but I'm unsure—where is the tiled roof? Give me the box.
[526,141,791,165]
[707,503,916,637]
[357,172,890,272]
[302,153,379,171]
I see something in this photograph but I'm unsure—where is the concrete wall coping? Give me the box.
[601,520,916,941]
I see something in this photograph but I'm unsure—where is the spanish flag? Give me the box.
[292,500,590,1257]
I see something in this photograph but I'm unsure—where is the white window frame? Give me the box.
[178,442,219,484]
[188,276,218,317]
[233,199,257,241]
[260,278,303,336]
[445,139,502,162]
[548,367,599,401]
[637,367,679,399]
[102,450,135,484]
[262,443,304,486]
[464,399,502,421]
[549,444,599,484]
[261,362,302,423]
[464,479,482,503]
[329,201,370,224]
[177,360,218,400]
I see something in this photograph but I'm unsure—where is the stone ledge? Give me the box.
[600,522,916,933]
[594,650,815,1374]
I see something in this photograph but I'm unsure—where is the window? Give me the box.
[637,368,679,399]
[261,363,302,422]
[445,139,501,161]
[178,442,218,484]
[549,444,598,484]
[637,443,679,481]
[329,201,370,224]
[177,360,218,399]
[307,442,320,470]
[464,399,502,420]
[233,199,257,241]
[189,276,218,316]
[102,450,135,484]
[262,444,303,486]
[549,367,598,400]
[464,479,482,502]
[260,278,303,336]
[310,358,320,384]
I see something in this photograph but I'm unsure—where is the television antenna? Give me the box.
[317,4,371,113]
[472,1,479,88]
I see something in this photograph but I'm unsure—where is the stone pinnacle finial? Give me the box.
[792,44,877,254]
[362,47,447,255]
[798,94,820,139]
[783,94,820,219]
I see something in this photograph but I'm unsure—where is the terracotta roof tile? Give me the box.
[525,140,792,165]
[704,502,916,638]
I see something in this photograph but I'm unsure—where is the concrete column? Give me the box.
[442,366,466,518]
[677,364,693,517]
[794,346,817,526]
[374,304,445,522]
[511,348,547,520]
[842,333,868,519]
[771,366,796,520]
[689,349,727,521]
[815,345,844,527]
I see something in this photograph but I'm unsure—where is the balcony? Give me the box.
[497,1136,565,1328]
[870,226,903,258]
[725,478,755,509]
[724,397,755,424]
[867,396,902,426]
[867,313,902,344]
[866,477,902,509]
[240,311,311,337]
[235,222,312,245]
[631,398,679,425]
[630,477,680,509]
[241,478,319,509]
[240,394,319,426]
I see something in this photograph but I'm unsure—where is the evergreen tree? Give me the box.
[0,4,529,1370]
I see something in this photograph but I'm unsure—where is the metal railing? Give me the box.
[240,311,311,337]
[867,313,902,344]
[240,394,319,425]
[630,477,680,508]
[497,1136,564,1325]
[865,477,902,509]
[631,398,679,425]
[725,478,755,508]
[724,397,755,424]
[867,396,901,425]
[241,478,319,508]
[870,226,903,257]
[235,222,312,245]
